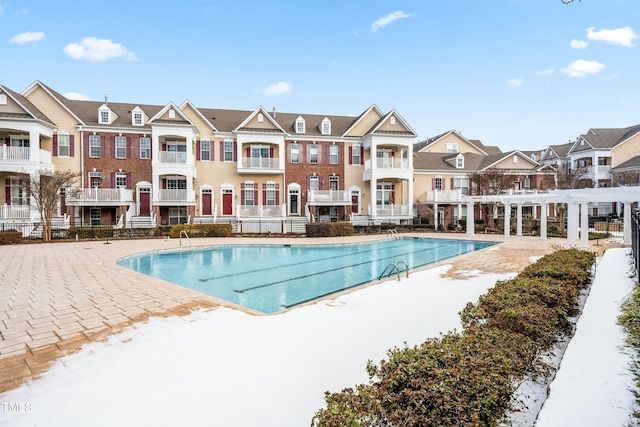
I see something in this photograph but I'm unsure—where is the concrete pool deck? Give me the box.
[0,232,619,393]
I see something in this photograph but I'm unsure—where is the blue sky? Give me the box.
[2,0,639,152]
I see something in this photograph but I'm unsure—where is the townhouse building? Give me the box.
[0,81,416,235]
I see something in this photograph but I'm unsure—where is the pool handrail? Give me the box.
[378,260,409,281]
[179,230,193,248]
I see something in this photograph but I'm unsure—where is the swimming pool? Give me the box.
[117,237,496,314]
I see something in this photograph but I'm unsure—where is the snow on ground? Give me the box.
[0,249,636,426]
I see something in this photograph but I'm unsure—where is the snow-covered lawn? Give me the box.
[0,248,636,426]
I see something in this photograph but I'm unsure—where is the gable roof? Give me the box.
[573,124,640,152]
[0,84,55,125]
[612,155,640,172]
[414,130,490,155]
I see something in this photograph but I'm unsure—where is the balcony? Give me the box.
[238,157,282,174]
[67,188,134,205]
[374,204,411,217]
[156,189,195,203]
[307,190,352,205]
[424,190,463,203]
[0,204,31,220]
[158,151,187,164]
[236,204,285,218]
[363,157,411,181]
[0,147,53,173]
[0,146,29,160]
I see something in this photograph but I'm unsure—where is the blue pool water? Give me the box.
[117,238,496,314]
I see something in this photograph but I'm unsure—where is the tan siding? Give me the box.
[243,114,279,130]
[345,111,382,137]
[614,134,640,165]
[421,133,485,155]
[377,116,409,133]
[492,155,537,170]
[0,91,29,115]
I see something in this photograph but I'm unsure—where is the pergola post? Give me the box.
[466,201,475,236]
[503,203,511,237]
[580,202,589,249]
[540,202,548,240]
[624,202,632,245]
[516,203,523,236]
[567,202,578,248]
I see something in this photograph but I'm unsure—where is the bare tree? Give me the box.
[553,165,592,189]
[612,170,640,187]
[468,169,515,228]
[20,169,80,241]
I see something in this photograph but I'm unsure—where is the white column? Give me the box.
[152,174,160,203]
[580,202,589,249]
[433,202,438,230]
[466,201,475,235]
[567,202,578,248]
[29,131,40,162]
[624,202,632,245]
[503,203,511,237]
[540,202,548,240]
[516,203,523,236]
[370,179,377,220]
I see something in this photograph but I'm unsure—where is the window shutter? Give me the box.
[69,135,75,157]
[306,144,310,163]
[287,143,291,162]
[196,140,200,161]
[210,142,214,161]
[338,145,343,165]
[262,183,266,206]
[348,146,352,165]
[162,178,166,189]
[246,147,250,158]
[220,141,224,160]
[391,184,395,204]
[110,172,116,188]
[100,136,105,157]
[254,187,258,205]
[126,172,132,189]
[275,183,280,205]
[52,134,58,157]
[135,138,140,159]
[111,137,116,158]
[360,146,364,163]
[451,178,455,189]
[125,137,130,159]
[233,141,237,161]
[240,182,245,203]
[83,135,89,158]
[269,147,274,158]
[432,178,435,190]
[162,143,166,151]
[5,179,10,204]
[317,145,322,164]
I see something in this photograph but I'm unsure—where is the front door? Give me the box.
[139,188,151,216]
[289,190,299,215]
[202,190,212,216]
[222,190,233,215]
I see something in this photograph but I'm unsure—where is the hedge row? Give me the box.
[0,230,22,244]
[306,222,354,237]
[311,248,595,426]
[169,223,232,238]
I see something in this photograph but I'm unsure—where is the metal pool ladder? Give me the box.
[179,230,193,248]
[379,260,409,281]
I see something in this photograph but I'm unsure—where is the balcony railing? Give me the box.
[236,204,284,218]
[158,151,187,163]
[0,146,30,161]
[67,188,134,203]
[0,204,31,219]
[374,204,411,216]
[307,190,351,204]
[240,157,280,169]
[157,189,190,202]
[364,158,410,170]
[425,190,463,203]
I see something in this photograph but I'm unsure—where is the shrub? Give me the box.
[0,230,22,244]
[66,226,114,239]
[306,222,354,237]
[170,223,232,238]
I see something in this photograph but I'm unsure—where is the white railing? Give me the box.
[67,188,134,203]
[0,146,30,161]
[425,190,463,203]
[39,149,52,165]
[236,204,285,218]
[0,204,31,219]
[157,189,189,201]
[307,190,351,203]
[365,158,410,170]
[375,204,411,216]
[158,151,187,163]
[240,157,280,169]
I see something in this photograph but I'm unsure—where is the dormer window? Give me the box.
[132,107,144,126]
[295,116,305,134]
[456,153,464,168]
[321,118,331,135]
[99,109,110,124]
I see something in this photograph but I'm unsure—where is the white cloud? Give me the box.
[587,26,638,47]
[259,81,292,96]
[370,11,411,32]
[535,68,554,76]
[570,39,588,49]
[63,37,137,62]
[10,31,45,44]
[561,59,605,77]
[63,92,91,101]
[507,78,522,87]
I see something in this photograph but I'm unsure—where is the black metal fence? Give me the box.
[632,209,640,283]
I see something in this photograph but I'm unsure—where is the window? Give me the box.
[89,171,102,188]
[89,135,101,158]
[258,113,264,122]
[115,172,127,188]
[513,155,518,163]
[321,118,331,135]
[168,109,176,119]
[376,183,393,207]
[90,208,101,226]
[10,136,29,147]
[10,178,27,205]
[244,182,255,206]
[0,94,6,105]
[57,133,70,157]
[295,117,305,133]
[265,182,277,206]
[224,140,234,162]
[329,145,338,165]
[390,116,396,125]
[435,177,443,191]
[329,175,339,190]
[524,176,531,190]
[200,139,211,161]
[309,176,319,191]
[139,137,151,159]
[309,144,319,164]
[446,143,458,153]
[168,207,187,225]
[456,153,464,168]
[453,177,469,195]
[100,110,110,124]
[115,136,127,158]
[290,143,300,163]
[351,144,361,165]
[133,112,143,126]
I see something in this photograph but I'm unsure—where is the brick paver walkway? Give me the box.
[0,233,618,393]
